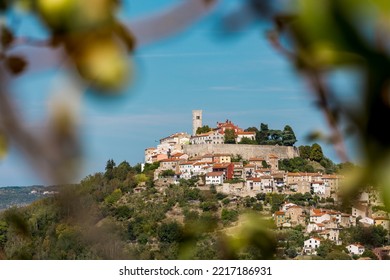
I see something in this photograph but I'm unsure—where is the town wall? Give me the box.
[183,144,299,160]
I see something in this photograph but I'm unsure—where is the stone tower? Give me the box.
[192,110,203,135]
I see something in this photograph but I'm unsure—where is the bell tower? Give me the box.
[192,110,203,135]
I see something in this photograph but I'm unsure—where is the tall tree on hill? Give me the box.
[267,129,283,145]
[224,129,236,144]
[282,125,297,146]
[105,159,116,180]
[310,143,324,162]
[299,145,311,159]
[257,123,270,144]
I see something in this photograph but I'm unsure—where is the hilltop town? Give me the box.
[1,111,389,260]
[142,110,390,259]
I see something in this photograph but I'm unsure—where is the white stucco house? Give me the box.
[304,238,321,255]
[346,244,365,255]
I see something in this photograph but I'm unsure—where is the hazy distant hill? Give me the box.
[0,186,47,211]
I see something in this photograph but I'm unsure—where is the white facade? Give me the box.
[359,217,374,225]
[179,162,194,179]
[304,238,321,255]
[307,223,325,233]
[346,244,365,255]
[206,172,224,185]
[310,213,330,224]
[236,132,256,143]
[190,130,224,145]
[311,182,326,195]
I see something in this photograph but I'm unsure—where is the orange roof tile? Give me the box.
[249,157,265,161]
[206,172,224,177]
[213,163,231,169]
[288,172,301,177]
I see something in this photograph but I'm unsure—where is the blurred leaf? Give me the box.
[36,0,117,32]
[113,22,136,52]
[306,130,324,142]
[220,213,276,259]
[72,35,132,91]
[5,56,28,75]
[1,25,14,49]
[0,132,7,159]
[36,0,77,32]
[0,0,8,11]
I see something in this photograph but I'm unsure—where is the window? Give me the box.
[196,116,200,120]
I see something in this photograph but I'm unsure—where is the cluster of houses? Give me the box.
[275,197,390,259]
[150,150,341,199]
[143,114,339,198]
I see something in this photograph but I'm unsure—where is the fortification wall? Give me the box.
[183,144,299,160]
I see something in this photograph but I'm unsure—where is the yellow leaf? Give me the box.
[0,133,8,160]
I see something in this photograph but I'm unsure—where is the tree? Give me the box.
[299,145,311,159]
[361,249,379,260]
[238,137,257,145]
[245,127,259,132]
[267,129,283,145]
[0,221,7,248]
[282,125,297,146]
[104,159,116,180]
[310,143,324,162]
[161,170,175,177]
[157,222,183,243]
[262,160,270,168]
[316,240,333,258]
[113,161,132,181]
[196,125,212,135]
[286,247,297,259]
[224,129,236,144]
[256,123,270,145]
[104,188,122,205]
[278,157,315,173]
[221,209,239,225]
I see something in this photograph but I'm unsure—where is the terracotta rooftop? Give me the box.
[287,172,301,177]
[179,161,195,165]
[160,158,180,163]
[172,152,185,157]
[213,163,231,169]
[249,157,265,161]
[206,172,224,177]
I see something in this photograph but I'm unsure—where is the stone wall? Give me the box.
[183,144,299,160]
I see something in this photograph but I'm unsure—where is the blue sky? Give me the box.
[0,0,354,186]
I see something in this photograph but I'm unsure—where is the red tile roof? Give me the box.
[213,163,231,169]
[249,157,265,161]
[206,172,224,177]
